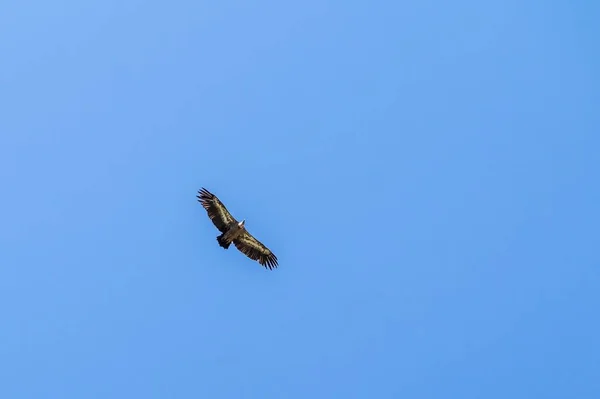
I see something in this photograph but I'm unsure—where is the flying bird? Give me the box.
[197,187,278,270]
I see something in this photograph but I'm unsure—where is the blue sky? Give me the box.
[1,0,598,397]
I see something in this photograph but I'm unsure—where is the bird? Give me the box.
[197,187,279,270]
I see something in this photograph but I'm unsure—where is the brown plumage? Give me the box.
[197,187,278,270]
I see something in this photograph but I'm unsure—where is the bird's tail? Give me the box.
[217,234,231,249]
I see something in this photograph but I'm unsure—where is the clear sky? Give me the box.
[1,1,598,398]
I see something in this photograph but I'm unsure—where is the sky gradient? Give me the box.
[1,1,599,398]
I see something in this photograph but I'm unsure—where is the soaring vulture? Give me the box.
[197,187,278,270]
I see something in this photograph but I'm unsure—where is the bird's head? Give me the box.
[238,219,246,228]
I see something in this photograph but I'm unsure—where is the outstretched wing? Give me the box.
[233,231,278,270]
[197,187,237,232]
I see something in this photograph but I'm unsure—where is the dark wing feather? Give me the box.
[197,187,237,232]
[233,231,278,270]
